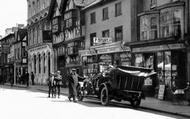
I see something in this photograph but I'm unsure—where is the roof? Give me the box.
[1,33,14,41]
[48,0,99,19]
[83,0,101,10]
[17,29,27,41]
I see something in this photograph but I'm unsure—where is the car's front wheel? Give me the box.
[77,84,84,101]
[100,85,109,106]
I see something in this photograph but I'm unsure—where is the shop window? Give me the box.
[115,2,122,17]
[102,7,109,20]
[115,26,123,42]
[90,12,96,24]
[157,52,172,86]
[135,54,144,67]
[90,33,96,46]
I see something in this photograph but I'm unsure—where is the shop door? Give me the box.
[172,51,187,89]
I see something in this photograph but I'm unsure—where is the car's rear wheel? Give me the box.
[100,85,109,106]
[130,98,141,108]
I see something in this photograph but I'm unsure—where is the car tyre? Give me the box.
[131,98,141,108]
[100,85,109,106]
[77,85,84,101]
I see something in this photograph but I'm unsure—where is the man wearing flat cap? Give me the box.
[68,68,82,102]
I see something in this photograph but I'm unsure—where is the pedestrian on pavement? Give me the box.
[48,73,56,98]
[21,72,25,85]
[25,71,29,87]
[54,70,62,98]
[70,68,83,102]
[31,72,35,85]
[67,71,74,101]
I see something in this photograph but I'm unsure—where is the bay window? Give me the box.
[140,14,158,41]
[139,6,183,40]
[160,7,183,38]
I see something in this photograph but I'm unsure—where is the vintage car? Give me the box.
[77,65,156,107]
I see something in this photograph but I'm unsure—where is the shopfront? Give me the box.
[131,42,187,99]
[80,42,131,77]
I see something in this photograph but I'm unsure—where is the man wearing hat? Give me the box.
[69,68,81,102]
[48,73,56,98]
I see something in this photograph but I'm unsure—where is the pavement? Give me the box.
[3,83,190,118]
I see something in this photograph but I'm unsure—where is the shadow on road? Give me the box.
[0,85,48,94]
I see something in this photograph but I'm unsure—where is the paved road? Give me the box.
[0,86,188,119]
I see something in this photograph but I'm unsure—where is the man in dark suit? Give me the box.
[68,71,74,101]
[25,71,29,87]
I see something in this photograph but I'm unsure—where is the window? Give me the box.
[39,54,41,74]
[150,0,157,8]
[44,53,45,73]
[90,12,96,24]
[115,2,122,17]
[150,16,158,39]
[103,7,109,20]
[102,30,109,37]
[173,9,182,37]
[115,26,123,41]
[140,14,158,41]
[34,55,36,73]
[160,7,183,38]
[90,33,96,46]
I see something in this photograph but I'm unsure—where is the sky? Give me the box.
[0,0,27,36]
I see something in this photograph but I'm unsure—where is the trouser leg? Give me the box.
[48,85,51,97]
[57,85,60,97]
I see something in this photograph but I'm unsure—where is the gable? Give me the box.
[54,0,62,17]
[48,0,62,19]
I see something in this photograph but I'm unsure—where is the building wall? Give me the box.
[27,0,51,19]
[27,0,53,84]
[85,0,132,48]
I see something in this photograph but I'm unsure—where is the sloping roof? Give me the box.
[47,0,57,19]
[83,0,102,10]
[47,0,62,19]
[59,0,68,14]
[17,29,27,41]
[59,0,95,13]
[74,0,86,7]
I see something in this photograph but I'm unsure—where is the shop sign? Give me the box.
[79,49,97,56]
[98,46,120,54]
[144,77,152,86]
[158,85,165,100]
[132,43,185,53]
[29,45,48,52]
[93,37,112,45]
[79,50,91,56]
